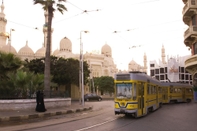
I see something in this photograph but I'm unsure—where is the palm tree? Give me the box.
[33,0,67,97]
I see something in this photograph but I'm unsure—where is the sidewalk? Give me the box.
[0,101,93,122]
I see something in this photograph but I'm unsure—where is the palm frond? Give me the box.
[33,0,46,5]
[58,0,66,2]
[57,3,67,14]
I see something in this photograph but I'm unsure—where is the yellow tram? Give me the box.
[161,82,193,104]
[114,71,193,118]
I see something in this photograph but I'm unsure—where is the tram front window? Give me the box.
[116,83,132,99]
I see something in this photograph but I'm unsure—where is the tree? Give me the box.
[94,76,114,95]
[0,51,22,80]
[33,0,67,97]
[23,58,45,74]
[52,57,90,97]
[23,56,90,97]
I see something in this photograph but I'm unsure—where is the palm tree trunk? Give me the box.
[44,7,53,98]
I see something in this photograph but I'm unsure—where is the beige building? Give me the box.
[0,2,118,100]
[182,0,197,86]
[128,53,147,74]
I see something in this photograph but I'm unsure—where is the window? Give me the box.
[133,83,137,99]
[170,87,173,93]
[165,67,167,73]
[185,75,189,80]
[192,15,197,26]
[181,67,184,73]
[150,70,155,76]
[194,43,197,55]
[158,87,162,93]
[151,86,155,94]
[155,69,159,74]
[150,64,155,67]
[160,75,165,80]
[155,76,159,80]
[160,68,164,73]
[147,84,151,94]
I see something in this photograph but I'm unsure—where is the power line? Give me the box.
[7,20,38,30]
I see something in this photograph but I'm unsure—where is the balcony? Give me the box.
[185,54,197,75]
[183,0,197,25]
[184,25,197,46]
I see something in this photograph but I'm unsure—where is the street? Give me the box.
[1,100,197,131]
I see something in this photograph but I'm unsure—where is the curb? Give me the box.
[0,106,93,122]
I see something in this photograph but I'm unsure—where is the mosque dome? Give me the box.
[0,40,17,54]
[60,37,72,52]
[53,48,59,56]
[101,43,112,57]
[129,60,137,65]
[18,41,34,56]
[35,44,45,57]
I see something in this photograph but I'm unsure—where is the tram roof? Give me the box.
[115,71,192,87]
[115,71,161,85]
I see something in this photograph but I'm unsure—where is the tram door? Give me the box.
[156,86,158,107]
[162,87,168,103]
[182,88,185,102]
[137,82,145,117]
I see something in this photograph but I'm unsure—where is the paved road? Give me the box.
[1,100,197,131]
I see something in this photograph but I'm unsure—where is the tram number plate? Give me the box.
[120,108,125,113]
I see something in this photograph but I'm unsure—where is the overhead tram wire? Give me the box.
[7,20,38,30]
[66,0,182,46]
[53,9,101,24]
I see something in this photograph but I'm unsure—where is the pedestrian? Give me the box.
[35,90,47,112]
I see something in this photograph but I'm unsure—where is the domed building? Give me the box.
[18,41,34,60]
[55,37,76,59]
[101,43,112,57]
[0,2,119,100]
[0,39,17,54]
[35,44,46,58]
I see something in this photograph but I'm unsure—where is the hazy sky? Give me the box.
[3,0,190,70]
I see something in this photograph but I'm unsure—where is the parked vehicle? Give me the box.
[84,93,102,101]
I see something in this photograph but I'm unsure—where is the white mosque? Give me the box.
[0,1,119,79]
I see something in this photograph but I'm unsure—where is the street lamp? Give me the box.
[80,30,89,106]
[9,28,15,53]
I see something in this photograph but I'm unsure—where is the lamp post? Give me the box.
[9,28,15,53]
[80,30,89,106]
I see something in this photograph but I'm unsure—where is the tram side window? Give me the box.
[174,88,177,93]
[147,84,151,94]
[158,87,162,93]
[151,86,155,94]
[133,83,137,99]
[178,88,181,93]
[187,89,192,93]
[170,87,173,93]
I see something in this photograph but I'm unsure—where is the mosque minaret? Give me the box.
[0,0,8,49]
[143,53,147,73]
[161,45,166,64]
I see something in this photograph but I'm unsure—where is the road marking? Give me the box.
[74,118,118,131]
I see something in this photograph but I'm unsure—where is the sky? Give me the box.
[3,0,190,71]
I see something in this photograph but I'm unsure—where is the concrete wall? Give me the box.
[0,98,71,111]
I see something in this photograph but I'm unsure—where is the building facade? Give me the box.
[182,0,197,87]
[150,46,192,84]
